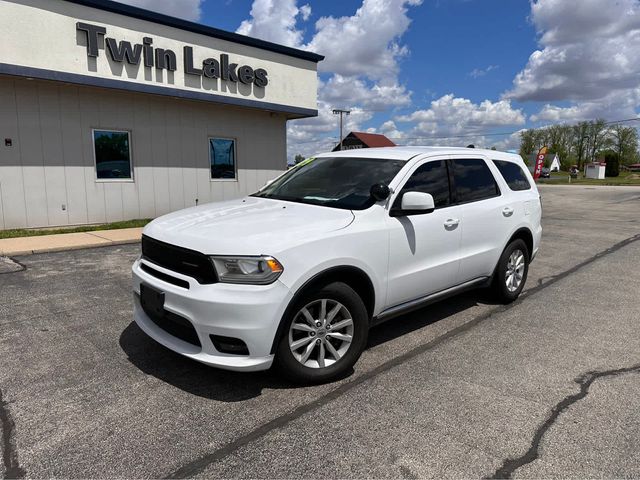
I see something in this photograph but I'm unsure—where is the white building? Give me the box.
[0,0,322,229]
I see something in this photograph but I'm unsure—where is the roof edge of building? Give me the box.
[63,0,325,63]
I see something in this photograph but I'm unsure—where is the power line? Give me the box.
[289,116,640,149]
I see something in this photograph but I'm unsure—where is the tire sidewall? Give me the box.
[275,282,369,383]
[495,239,529,303]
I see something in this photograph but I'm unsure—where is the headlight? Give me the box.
[210,256,284,285]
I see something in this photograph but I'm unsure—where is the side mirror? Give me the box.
[391,191,435,217]
[370,183,390,201]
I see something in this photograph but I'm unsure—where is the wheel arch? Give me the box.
[270,265,376,354]
[506,227,534,260]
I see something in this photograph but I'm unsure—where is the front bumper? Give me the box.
[131,258,292,371]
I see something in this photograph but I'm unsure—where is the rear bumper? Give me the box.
[131,258,292,371]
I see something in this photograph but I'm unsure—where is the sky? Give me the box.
[121,0,640,159]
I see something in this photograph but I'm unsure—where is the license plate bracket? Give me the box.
[140,283,165,320]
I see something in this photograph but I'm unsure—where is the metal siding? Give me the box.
[0,77,288,229]
[150,98,171,216]
[59,86,90,225]
[15,82,49,227]
[179,104,198,209]
[38,83,70,226]
[0,78,28,229]
[78,88,107,224]
[132,95,156,218]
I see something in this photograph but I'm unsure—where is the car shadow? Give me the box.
[367,289,496,348]
[119,322,296,402]
[119,289,499,402]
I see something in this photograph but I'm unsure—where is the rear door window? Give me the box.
[492,160,531,191]
[395,159,451,209]
[451,159,500,203]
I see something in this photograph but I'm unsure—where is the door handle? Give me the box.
[444,218,460,229]
[502,207,514,217]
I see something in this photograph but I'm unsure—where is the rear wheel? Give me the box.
[275,282,368,384]
[492,239,529,303]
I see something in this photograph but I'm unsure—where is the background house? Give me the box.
[527,152,562,171]
[332,132,396,151]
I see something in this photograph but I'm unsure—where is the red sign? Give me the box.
[533,146,547,180]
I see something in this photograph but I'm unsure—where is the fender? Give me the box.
[269,265,376,354]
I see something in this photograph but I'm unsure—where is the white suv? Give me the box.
[132,147,542,382]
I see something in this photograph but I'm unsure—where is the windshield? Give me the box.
[252,157,406,210]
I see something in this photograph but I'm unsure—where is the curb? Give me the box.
[1,238,141,257]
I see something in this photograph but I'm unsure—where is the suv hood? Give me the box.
[143,196,355,255]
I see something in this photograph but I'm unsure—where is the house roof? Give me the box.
[348,132,396,147]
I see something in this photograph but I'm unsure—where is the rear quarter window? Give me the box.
[492,160,531,191]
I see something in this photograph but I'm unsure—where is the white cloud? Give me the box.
[299,4,312,21]
[237,0,421,160]
[321,75,412,111]
[305,0,423,79]
[236,0,311,47]
[397,94,525,133]
[117,0,203,21]
[469,65,499,78]
[506,0,640,121]
[391,95,525,149]
[287,101,374,157]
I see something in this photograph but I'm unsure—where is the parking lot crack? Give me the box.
[488,363,640,479]
[0,389,26,479]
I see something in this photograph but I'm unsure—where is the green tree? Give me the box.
[587,119,610,163]
[519,129,537,164]
[294,154,305,164]
[611,124,639,165]
[572,121,590,170]
[603,151,620,177]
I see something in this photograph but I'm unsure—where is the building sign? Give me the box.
[76,23,268,88]
[0,0,320,116]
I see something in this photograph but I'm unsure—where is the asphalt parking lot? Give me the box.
[1,184,639,479]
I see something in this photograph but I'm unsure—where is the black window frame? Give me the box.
[492,159,532,191]
[392,159,453,211]
[449,157,501,205]
[209,136,237,181]
[92,128,134,182]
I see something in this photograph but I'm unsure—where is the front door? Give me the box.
[385,158,463,308]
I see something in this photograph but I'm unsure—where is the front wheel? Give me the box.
[275,282,368,384]
[492,239,529,303]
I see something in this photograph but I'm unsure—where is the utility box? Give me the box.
[585,162,606,180]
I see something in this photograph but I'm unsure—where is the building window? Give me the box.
[93,129,132,181]
[209,137,236,180]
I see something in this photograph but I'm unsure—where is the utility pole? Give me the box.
[332,109,350,150]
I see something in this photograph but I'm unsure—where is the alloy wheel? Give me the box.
[505,249,525,293]
[288,299,354,369]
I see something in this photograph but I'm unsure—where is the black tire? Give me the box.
[492,239,530,304]
[275,281,369,384]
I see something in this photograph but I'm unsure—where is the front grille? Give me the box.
[140,263,190,289]
[138,293,202,348]
[141,235,217,284]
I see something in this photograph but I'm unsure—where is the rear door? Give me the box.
[385,157,463,307]
[450,156,514,282]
